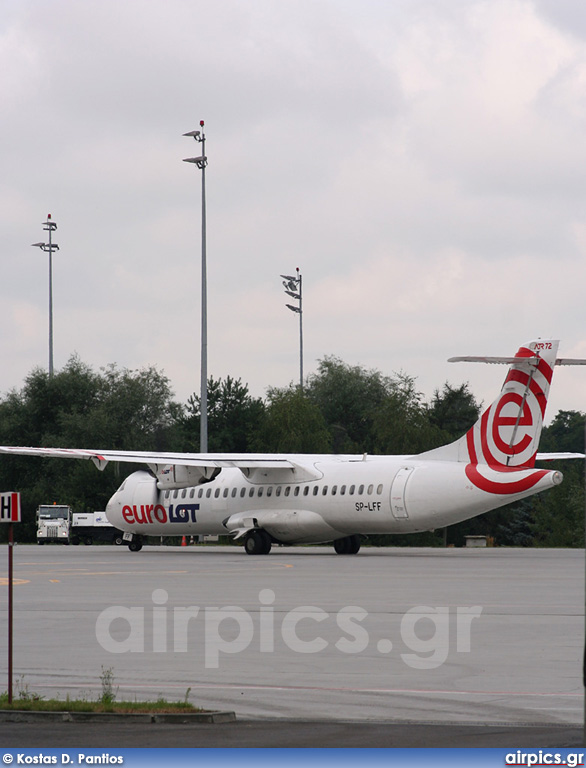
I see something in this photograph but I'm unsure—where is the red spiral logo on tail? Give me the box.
[465,349,553,495]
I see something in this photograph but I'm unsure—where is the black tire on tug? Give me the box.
[334,535,360,555]
[244,530,272,555]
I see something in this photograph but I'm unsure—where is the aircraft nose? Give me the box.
[105,489,121,526]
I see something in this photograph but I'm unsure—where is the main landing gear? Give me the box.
[333,535,361,555]
[128,536,143,552]
[244,530,272,555]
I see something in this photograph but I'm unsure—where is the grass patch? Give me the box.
[1,672,204,713]
[0,694,203,714]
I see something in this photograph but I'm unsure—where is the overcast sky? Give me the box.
[3,0,586,425]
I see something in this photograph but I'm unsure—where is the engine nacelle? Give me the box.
[153,464,220,490]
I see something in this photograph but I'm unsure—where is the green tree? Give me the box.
[253,386,332,453]
[182,375,265,452]
[496,499,535,547]
[305,357,441,454]
[531,463,584,547]
[0,357,180,542]
[531,410,585,547]
[540,410,585,453]
[304,357,394,452]
[372,372,444,454]
[429,382,480,440]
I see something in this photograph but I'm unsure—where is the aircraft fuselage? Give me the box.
[105,456,561,545]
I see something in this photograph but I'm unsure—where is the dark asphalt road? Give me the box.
[0,720,582,748]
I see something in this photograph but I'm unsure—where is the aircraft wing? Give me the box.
[0,446,323,485]
[0,446,292,470]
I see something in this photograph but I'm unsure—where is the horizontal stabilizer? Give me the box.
[449,356,586,366]
[448,355,538,365]
[537,452,585,461]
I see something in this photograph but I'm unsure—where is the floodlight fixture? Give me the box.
[281,267,303,390]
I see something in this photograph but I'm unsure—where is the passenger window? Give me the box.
[249,488,255,498]
[295,487,301,497]
[377,484,383,495]
[276,486,281,497]
[267,487,272,497]
[164,491,170,499]
[215,489,220,498]
[302,487,308,496]
[198,488,203,498]
[349,485,355,495]
[231,488,237,498]
[284,487,291,497]
[313,486,319,496]
[181,489,187,498]
[340,485,346,495]
[173,490,179,499]
[206,488,212,498]
[223,488,229,498]
[240,488,246,498]
[358,485,364,495]
[367,484,374,495]
[322,486,328,496]
[258,488,263,497]
[189,488,195,498]
[332,486,337,496]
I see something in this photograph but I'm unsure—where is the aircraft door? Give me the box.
[390,467,414,519]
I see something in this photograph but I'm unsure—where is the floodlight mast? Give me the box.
[183,122,209,453]
[31,214,59,378]
[281,267,303,391]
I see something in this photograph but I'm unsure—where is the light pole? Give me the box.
[183,121,209,453]
[31,214,59,378]
[281,267,303,390]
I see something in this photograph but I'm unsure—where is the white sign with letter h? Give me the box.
[0,492,21,523]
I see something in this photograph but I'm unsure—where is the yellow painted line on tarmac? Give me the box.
[49,579,60,583]
[82,569,190,575]
[10,563,295,579]
[0,578,30,585]
[10,568,189,576]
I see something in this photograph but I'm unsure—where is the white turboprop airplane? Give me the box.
[0,338,584,555]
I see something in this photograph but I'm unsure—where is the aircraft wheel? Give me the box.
[334,535,360,555]
[244,530,272,555]
[113,536,124,546]
[128,540,143,552]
